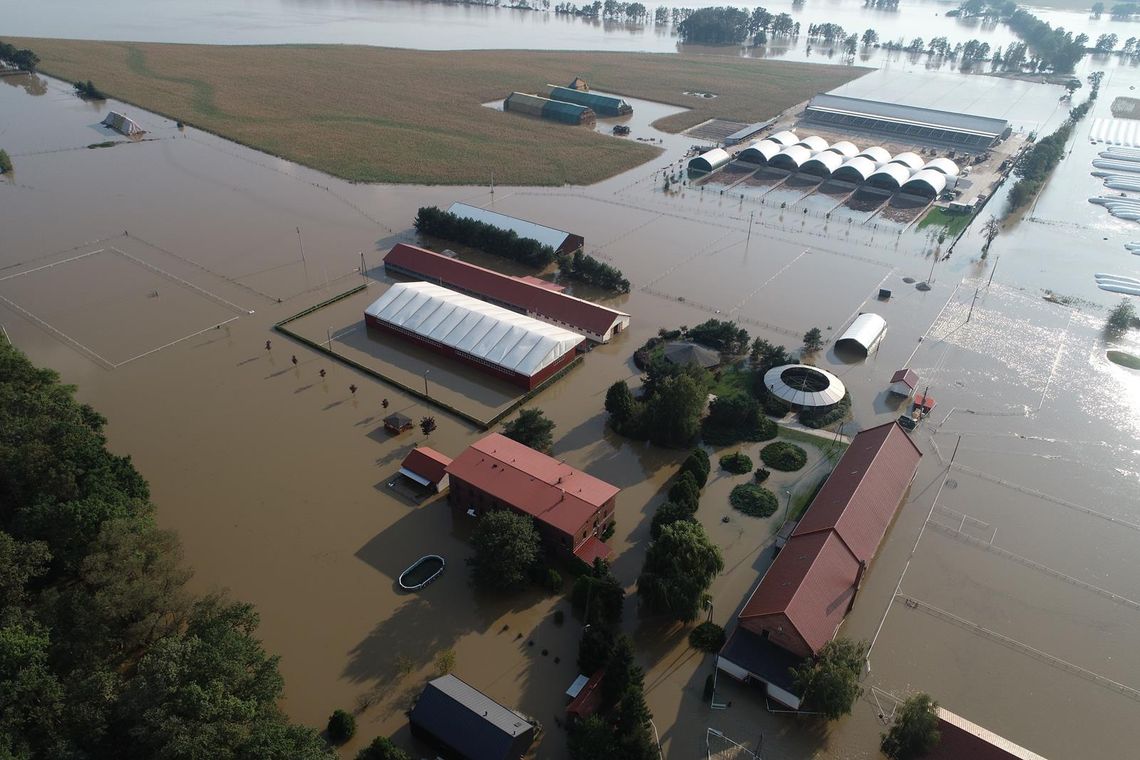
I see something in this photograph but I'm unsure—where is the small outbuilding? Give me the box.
[889,368,919,397]
[688,148,732,174]
[101,111,144,136]
[835,313,887,356]
[410,674,535,760]
[565,670,604,721]
[567,76,589,91]
[399,447,452,493]
[663,341,721,369]
[384,413,414,434]
[548,85,632,116]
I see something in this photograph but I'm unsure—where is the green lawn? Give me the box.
[917,206,975,237]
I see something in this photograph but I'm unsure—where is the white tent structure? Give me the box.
[856,146,892,166]
[689,147,733,173]
[738,139,783,164]
[364,281,583,378]
[101,111,144,136]
[795,135,830,152]
[769,144,815,171]
[801,151,844,177]
[888,151,925,172]
[832,156,878,184]
[763,364,847,407]
[901,168,948,198]
[825,140,860,158]
[767,130,799,146]
[835,313,887,356]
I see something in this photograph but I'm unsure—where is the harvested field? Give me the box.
[8,37,862,185]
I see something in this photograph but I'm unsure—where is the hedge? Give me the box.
[760,441,807,471]
[719,452,753,474]
[730,484,778,517]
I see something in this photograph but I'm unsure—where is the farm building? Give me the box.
[889,368,919,397]
[446,433,618,564]
[446,202,584,256]
[718,422,922,704]
[409,674,535,760]
[766,130,799,146]
[382,243,629,343]
[738,138,783,164]
[835,313,887,356]
[100,111,144,136]
[902,168,950,198]
[688,148,732,173]
[363,281,584,390]
[763,364,846,408]
[803,93,1010,149]
[722,120,773,146]
[832,156,879,184]
[548,85,632,116]
[504,92,596,126]
[925,707,1049,760]
[383,412,414,434]
[768,144,815,171]
[663,341,720,369]
[399,447,452,493]
[565,670,605,721]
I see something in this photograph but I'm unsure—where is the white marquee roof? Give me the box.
[825,140,860,158]
[739,139,782,163]
[767,130,799,146]
[867,163,913,189]
[856,146,892,166]
[365,281,583,377]
[922,157,960,177]
[770,144,814,169]
[802,150,844,175]
[795,135,830,152]
[833,156,878,183]
[763,364,847,407]
[889,151,925,171]
[902,168,948,196]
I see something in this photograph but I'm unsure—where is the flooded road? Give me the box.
[2,62,1139,758]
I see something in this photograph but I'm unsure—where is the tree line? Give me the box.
[414,206,557,267]
[0,40,39,72]
[557,250,631,293]
[677,6,799,45]
[0,341,338,759]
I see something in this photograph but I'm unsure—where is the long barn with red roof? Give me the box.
[383,243,630,344]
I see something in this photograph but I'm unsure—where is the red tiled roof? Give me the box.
[925,708,1049,760]
[445,433,619,535]
[573,535,611,564]
[401,447,452,485]
[738,531,861,654]
[890,368,919,388]
[566,670,604,720]
[384,244,628,337]
[792,421,922,562]
[514,275,566,292]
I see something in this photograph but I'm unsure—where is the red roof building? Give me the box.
[565,670,604,721]
[889,368,919,396]
[727,421,922,661]
[926,708,1049,760]
[399,447,453,493]
[445,433,617,562]
[383,243,630,343]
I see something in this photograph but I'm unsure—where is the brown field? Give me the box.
[8,37,862,185]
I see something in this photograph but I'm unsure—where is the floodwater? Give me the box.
[4,0,1140,72]
[2,60,1140,760]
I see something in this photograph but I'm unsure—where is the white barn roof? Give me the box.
[801,150,844,176]
[835,313,887,356]
[447,202,572,252]
[739,139,783,164]
[825,140,860,158]
[769,144,814,169]
[889,151,925,171]
[689,148,732,172]
[856,146,892,166]
[767,130,799,146]
[833,156,878,183]
[763,364,847,407]
[867,163,913,189]
[922,157,960,177]
[365,281,583,377]
[795,135,830,152]
[902,168,948,197]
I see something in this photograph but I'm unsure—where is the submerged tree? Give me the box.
[881,693,941,760]
[637,521,723,622]
[467,510,540,592]
[502,408,555,453]
[791,638,868,720]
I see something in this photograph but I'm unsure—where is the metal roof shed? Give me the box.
[410,674,535,760]
[835,313,887,356]
[738,138,782,164]
[688,148,732,173]
[446,202,583,255]
[548,85,632,116]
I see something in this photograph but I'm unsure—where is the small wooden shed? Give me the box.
[384,412,414,434]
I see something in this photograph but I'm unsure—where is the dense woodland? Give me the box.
[0,341,335,759]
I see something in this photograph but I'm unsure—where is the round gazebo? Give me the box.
[763,364,846,408]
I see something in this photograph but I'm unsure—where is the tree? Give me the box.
[357,736,411,760]
[650,501,697,539]
[701,391,774,445]
[1107,299,1136,333]
[862,28,879,47]
[502,408,555,453]
[637,522,724,622]
[0,149,11,174]
[419,416,436,436]
[803,327,824,352]
[679,447,711,488]
[600,635,640,708]
[1092,1,1105,14]
[467,510,540,591]
[605,380,637,424]
[1095,33,1119,52]
[791,638,868,719]
[644,366,709,448]
[327,709,356,745]
[571,558,624,628]
[881,693,941,760]
[981,216,1001,257]
[667,471,701,513]
[677,6,751,43]
[577,626,615,674]
[568,715,614,760]
[688,622,726,652]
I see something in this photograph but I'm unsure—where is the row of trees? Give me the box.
[1091,2,1140,19]
[413,206,557,267]
[1006,73,1101,213]
[557,250,631,293]
[0,40,39,72]
[568,634,658,760]
[676,6,799,44]
[0,341,339,758]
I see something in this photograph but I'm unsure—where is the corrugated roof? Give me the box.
[445,433,619,536]
[926,708,1049,760]
[447,202,574,252]
[763,364,846,407]
[718,626,802,691]
[548,85,631,114]
[411,674,533,760]
[401,447,452,485]
[738,531,861,655]
[890,368,919,388]
[807,94,1008,138]
[365,281,583,377]
[689,148,732,172]
[836,312,887,355]
[383,243,627,338]
[573,534,611,564]
[792,421,922,562]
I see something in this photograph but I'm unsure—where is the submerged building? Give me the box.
[446,433,618,563]
[504,92,596,126]
[100,111,144,136]
[547,85,632,116]
[446,202,584,256]
[410,674,535,760]
[364,281,584,390]
[803,93,1010,149]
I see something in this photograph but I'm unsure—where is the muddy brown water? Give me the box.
[3,68,1140,758]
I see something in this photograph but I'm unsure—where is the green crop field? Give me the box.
[9,38,863,185]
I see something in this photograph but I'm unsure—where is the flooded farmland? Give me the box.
[2,38,1140,760]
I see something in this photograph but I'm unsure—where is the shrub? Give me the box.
[668,471,701,512]
[701,391,776,445]
[689,622,726,652]
[719,452,753,474]
[760,441,807,471]
[680,447,711,488]
[799,390,851,429]
[327,709,357,745]
[730,484,778,517]
[434,648,456,676]
[1107,299,1136,334]
[544,567,563,593]
[357,736,411,760]
[0,149,11,174]
[754,467,770,483]
[557,250,630,293]
[74,79,106,99]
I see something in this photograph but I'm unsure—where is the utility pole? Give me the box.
[987,255,1000,288]
[746,210,754,244]
[966,286,981,322]
[423,369,431,397]
[296,227,307,263]
[360,251,367,283]
[490,171,495,200]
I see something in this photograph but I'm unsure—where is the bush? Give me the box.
[754,467,770,483]
[357,736,411,760]
[557,250,630,293]
[544,567,564,593]
[74,79,106,99]
[719,452,753,474]
[0,149,11,174]
[680,447,711,488]
[701,391,776,445]
[799,390,851,429]
[327,709,357,745]
[668,471,701,512]
[760,441,807,471]
[688,621,726,652]
[1107,299,1137,334]
[730,484,779,517]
